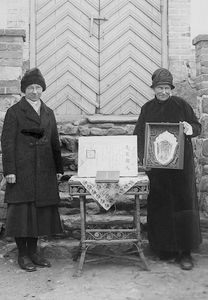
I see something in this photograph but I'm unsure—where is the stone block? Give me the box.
[195,75,208,84]
[196,48,208,58]
[0,29,26,38]
[201,61,208,67]
[201,67,208,74]
[173,81,198,108]
[126,124,135,135]
[0,66,22,80]
[59,124,79,135]
[194,138,203,158]
[95,123,114,129]
[0,87,6,94]
[0,95,20,111]
[7,44,22,51]
[87,115,138,123]
[198,89,208,97]
[60,136,78,152]
[199,157,208,165]
[0,44,7,51]
[0,36,24,43]
[203,165,208,175]
[202,96,208,114]
[196,82,208,90]
[200,115,208,138]
[90,127,107,135]
[199,193,208,216]
[78,125,90,136]
[0,58,23,67]
[0,80,19,88]
[58,207,80,215]
[202,139,208,157]
[0,50,22,59]
[192,35,208,46]
[6,86,20,94]
[107,127,126,135]
[199,175,208,192]
[86,202,101,215]
[62,156,77,171]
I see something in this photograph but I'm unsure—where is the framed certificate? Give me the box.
[78,136,138,177]
[144,123,185,169]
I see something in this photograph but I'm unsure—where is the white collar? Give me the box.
[26,98,41,114]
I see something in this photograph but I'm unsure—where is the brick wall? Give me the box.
[168,0,194,80]
[0,0,29,64]
[0,29,25,114]
[168,0,198,109]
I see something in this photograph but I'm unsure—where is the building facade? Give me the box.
[0,0,196,117]
[2,0,208,220]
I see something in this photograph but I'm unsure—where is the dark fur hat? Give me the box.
[150,68,175,89]
[21,68,46,93]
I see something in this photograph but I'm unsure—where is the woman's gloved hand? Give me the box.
[5,174,16,184]
[182,121,193,135]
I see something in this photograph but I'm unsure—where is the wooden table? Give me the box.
[68,174,150,276]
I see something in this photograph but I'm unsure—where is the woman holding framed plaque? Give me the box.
[134,68,202,271]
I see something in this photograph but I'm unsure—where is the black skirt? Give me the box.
[6,202,63,237]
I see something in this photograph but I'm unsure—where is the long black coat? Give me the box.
[134,96,202,252]
[1,97,63,207]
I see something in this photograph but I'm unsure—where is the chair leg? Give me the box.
[73,245,89,277]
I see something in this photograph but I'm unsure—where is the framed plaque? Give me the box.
[144,123,185,169]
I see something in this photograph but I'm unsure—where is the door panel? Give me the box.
[34,0,99,115]
[32,0,162,115]
[99,0,162,114]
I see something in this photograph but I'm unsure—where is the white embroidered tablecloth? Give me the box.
[69,174,148,210]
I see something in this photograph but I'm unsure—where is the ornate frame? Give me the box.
[144,122,185,169]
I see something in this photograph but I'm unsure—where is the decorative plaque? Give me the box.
[143,123,185,169]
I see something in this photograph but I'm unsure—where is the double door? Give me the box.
[30,0,163,115]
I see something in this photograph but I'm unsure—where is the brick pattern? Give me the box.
[0,29,25,85]
[168,0,195,82]
[0,0,29,62]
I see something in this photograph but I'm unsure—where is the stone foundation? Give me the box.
[193,35,208,217]
[58,115,138,173]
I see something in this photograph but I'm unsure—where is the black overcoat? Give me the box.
[133,96,202,252]
[1,97,63,207]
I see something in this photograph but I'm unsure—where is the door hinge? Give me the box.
[89,16,108,37]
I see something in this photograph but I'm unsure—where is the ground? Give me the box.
[0,238,208,300]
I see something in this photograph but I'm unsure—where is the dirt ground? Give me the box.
[0,239,208,300]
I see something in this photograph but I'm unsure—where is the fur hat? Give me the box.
[21,68,46,93]
[150,68,175,89]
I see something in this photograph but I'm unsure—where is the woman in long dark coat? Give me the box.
[133,68,202,270]
[1,68,64,272]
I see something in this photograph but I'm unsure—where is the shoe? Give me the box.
[179,254,193,271]
[18,255,36,272]
[30,252,51,268]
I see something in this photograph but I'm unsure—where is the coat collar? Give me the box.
[19,97,50,126]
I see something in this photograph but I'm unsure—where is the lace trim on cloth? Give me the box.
[70,175,147,210]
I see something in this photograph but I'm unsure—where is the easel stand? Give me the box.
[69,177,150,277]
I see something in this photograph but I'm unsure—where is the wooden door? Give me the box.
[31,0,163,115]
[99,0,162,114]
[31,0,100,115]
